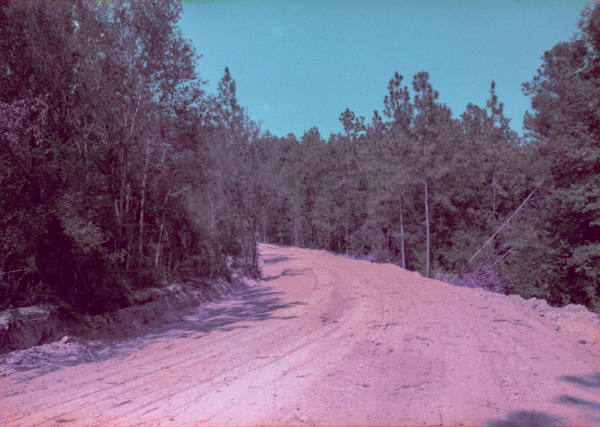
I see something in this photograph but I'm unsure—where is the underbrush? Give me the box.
[436,265,515,295]
[229,258,262,279]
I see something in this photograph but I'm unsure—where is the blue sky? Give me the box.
[179,0,592,139]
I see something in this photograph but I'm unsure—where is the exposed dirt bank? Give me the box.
[0,276,251,357]
[1,244,599,426]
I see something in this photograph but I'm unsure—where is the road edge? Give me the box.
[0,275,256,355]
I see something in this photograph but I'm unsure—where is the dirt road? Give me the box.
[2,244,600,426]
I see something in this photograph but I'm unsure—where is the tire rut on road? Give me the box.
[1,244,599,427]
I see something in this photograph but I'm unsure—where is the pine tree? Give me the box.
[411,72,455,278]
[339,109,366,255]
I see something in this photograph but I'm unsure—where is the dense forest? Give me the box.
[1,0,599,315]
[0,0,266,313]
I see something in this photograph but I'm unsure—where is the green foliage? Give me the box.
[3,0,599,317]
[518,0,600,311]
[257,58,595,313]
[0,0,263,313]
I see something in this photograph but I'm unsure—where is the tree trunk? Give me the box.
[463,176,547,271]
[139,141,151,258]
[385,174,389,262]
[294,207,298,247]
[345,207,349,255]
[424,178,430,278]
[492,169,496,222]
[155,211,166,270]
[399,189,406,269]
[247,214,258,274]
[386,216,390,262]
[346,132,351,256]
[422,137,430,279]
[395,150,406,270]
[155,190,170,271]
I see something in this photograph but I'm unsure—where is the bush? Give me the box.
[451,265,514,294]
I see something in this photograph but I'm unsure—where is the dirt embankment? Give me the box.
[1,244,599,427]
[0,276,252,357]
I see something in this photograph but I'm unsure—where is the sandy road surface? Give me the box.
[1,244,600,426]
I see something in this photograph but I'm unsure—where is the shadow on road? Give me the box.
[9,284,306,383]
[175,285,305,337]
[485,373,600,427]
[555,372,600,424]
[263,268,306,282]
[486,410,562,427]
[261,255,294,265]
[556,394,600,409]
[558,373,600,389]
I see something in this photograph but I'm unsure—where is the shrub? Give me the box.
[451,265,514,294]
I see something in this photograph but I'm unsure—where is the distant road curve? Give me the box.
[2,244,599,426]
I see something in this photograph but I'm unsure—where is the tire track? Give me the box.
[1,244,599,427]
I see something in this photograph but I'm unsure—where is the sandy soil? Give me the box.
[1,244,599,426]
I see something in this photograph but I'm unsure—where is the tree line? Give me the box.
[259,77,540,295]
[254,3,600,314]
[1,0,599,315]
